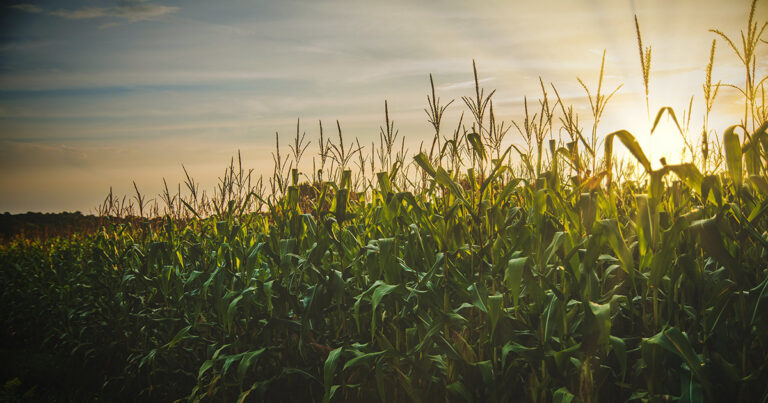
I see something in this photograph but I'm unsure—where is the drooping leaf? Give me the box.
[643,327,710,395]
[604,129,652,173]
[413,152,437,178]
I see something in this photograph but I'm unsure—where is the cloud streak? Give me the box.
[10,3,43,13]
[13,1,178,24]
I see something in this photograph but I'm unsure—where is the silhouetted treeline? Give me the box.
[0,212,106,240]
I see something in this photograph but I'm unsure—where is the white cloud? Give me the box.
[438,77,495,91]
[113,0,178,21]
[51,7,110,19]
[10,3,43,13]
[43,1,179,23]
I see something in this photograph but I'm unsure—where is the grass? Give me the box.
[1,1,768,401]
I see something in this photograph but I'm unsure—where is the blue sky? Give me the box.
[0,0,764,212]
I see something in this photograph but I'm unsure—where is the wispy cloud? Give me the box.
[50,8,110,20]
[0,141,89,170]
[13,1,178,25]
[52,1,178,21]
[438,77,495,91]
[10,3,43,13]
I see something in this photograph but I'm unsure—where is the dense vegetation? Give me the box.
[2,2,768,401]
[0,212,125,241]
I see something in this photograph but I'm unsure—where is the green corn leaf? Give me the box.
[503,256,527,312]
[650,106,684,137]
[553,343,581,372]
[749,175,768,196]
[586,301,611,350]
[226,294,244,332]
[237,348,266,382]
[343,351,383,371]
[689,217,738,275]
[723,125,743,189]
[604,130,651,173]
[663,164,705,197]
[198,360,214,380]
[222,353,242,378]
[512,144,536,177]
[323,347,343,403]
[742,121,768,177]
[467,132,486,161]
[750,275,768,326]
[643,327,709,395]
[413,152,436,178]
[434,167,472,211]
[543,231,567,269]
[487,294,503,335]
[552,387,575,403]
[165,325,192,349]
[636,195,654,254]
[596,219,633,274]
[701,174,723,206]
[541,292,559,343]
[372,283,404,315]
[377,171,392,195]
[468,283,488,313]
[610,336,627,381]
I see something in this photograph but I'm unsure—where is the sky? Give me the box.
[0,0,765,213]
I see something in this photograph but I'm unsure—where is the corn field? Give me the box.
[2,2,768,401]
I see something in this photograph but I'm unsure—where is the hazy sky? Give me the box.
[1,0,765,213]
